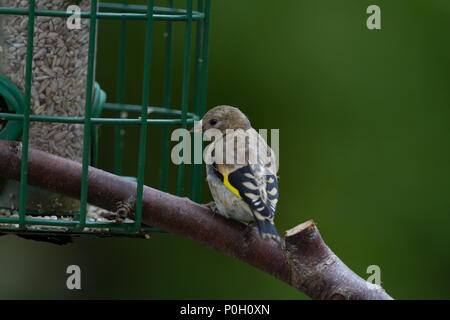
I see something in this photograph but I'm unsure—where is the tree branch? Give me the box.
[0,140,392,300]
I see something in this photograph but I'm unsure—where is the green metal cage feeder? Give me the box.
[0,0,211,239]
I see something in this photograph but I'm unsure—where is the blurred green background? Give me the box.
[1,0,450,299]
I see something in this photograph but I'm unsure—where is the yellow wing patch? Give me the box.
[223,174,242,199]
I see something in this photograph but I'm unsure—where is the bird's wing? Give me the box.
[214,163,279,220]
[225,164,280,241]
[210,127,279,214]
[246,128,278,175]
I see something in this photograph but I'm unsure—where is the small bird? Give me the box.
[191,105,282,244]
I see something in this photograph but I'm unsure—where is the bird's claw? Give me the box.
[244,221,257,233]
[243,221,257,242]
[205,201,218,216]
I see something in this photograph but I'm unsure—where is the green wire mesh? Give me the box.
[0,0,211,237]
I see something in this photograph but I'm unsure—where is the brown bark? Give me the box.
[0,139,393,300]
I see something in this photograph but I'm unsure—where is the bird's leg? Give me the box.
[244,220,256,232]
[243,220,257,242]
[204,201,218,216]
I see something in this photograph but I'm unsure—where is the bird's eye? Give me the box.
[209,119,218,126]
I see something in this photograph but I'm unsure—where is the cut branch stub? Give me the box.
[284,220,392,300]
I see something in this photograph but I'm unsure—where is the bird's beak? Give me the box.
[189,120,203,133]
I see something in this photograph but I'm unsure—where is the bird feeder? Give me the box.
[0,0,98,219]
[0,0,211,239]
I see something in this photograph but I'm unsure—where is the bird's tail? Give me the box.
[255,219,283,245]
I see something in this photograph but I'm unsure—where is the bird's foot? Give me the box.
[205,201,218,216]
[245,221,257,229]
[243,221,257,241]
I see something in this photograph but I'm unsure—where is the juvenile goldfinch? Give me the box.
[191,105,282,244]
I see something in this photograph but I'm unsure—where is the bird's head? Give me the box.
[190,105,251,134]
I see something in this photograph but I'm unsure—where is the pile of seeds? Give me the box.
[0,0,92,161]
[0,0,101,222]
[0,205,121,233]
